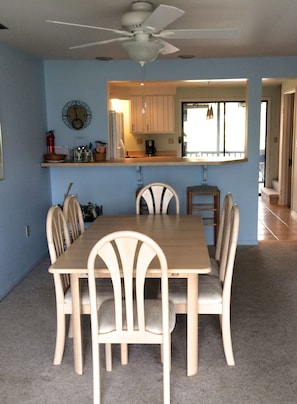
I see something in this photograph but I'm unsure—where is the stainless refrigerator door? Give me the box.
[109,111,124,159]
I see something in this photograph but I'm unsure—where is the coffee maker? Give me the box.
[146,139,156,156]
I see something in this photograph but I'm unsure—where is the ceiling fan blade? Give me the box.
[69,37,130,50]
[158,39,179,55]
[161,28,241,40]
[141,5,185,33]
[46,20,132,37]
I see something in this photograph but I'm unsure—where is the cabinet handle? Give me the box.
[147,124,149,131]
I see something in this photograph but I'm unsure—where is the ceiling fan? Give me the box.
[47,1,240,65]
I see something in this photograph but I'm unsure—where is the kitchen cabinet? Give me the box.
[130,95,175,134]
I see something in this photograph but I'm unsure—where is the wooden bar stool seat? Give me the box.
[187,185,220,244]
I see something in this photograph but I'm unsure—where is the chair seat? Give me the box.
[64,279,113,305]
[168,276,222,305]
[98,299,176,334]
[209,257,219,277]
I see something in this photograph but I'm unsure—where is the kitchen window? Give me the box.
[182,101,247,159]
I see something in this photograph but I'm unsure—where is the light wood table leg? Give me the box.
[187,274,198,376]
[70,273,83,375]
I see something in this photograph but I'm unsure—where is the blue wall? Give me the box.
[1,44,297,299]
[0,44,50,300]
[44,57,297,245]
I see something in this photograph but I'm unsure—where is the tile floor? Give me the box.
[258,196,297,242]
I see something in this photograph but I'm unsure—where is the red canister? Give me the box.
[47,130,55,154]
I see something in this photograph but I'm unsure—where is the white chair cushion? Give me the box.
[167,279,187,305]
[64,279,113,306]
[98,299,176,334]
[168,276,222,305]
[199,276,222,304]
[209,257,219,277]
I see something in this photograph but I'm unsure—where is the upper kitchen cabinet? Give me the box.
[130,95,175,134]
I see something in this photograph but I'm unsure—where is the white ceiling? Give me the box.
[1,0,297,61]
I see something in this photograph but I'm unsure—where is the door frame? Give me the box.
[278,91,295,206]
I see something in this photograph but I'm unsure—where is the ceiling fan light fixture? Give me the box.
[121,1,153,30]
[122,40,163,64]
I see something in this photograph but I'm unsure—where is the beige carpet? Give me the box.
[1,244,297,403]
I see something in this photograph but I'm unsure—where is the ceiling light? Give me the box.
[122,40,163,65]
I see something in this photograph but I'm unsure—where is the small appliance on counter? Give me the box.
[146,139,156,156]
[73,145,92,162]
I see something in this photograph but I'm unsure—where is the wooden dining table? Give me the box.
[48,214,210,377]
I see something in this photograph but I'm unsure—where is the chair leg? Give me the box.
[221,312,235,366]
[53,310,66,365]
[68,314,73,338]
[105,343,128,371]
[121,343,128,365]
[169,334,171,372]
[162,337,171,404]
[105,343,112,372]
[93,341,101,404]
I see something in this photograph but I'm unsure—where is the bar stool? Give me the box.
[187,185,220,244]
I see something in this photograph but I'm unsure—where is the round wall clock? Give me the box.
[62,100,92,130]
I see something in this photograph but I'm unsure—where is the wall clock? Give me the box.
[62,100,92,130]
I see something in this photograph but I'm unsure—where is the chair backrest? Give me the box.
[215,192,234,262]
[63,195,85,242]
[46,205,71,297]
[136,182,180,214]
[87,230,170,335]
[220,204,240,285]
[46,205,71,264]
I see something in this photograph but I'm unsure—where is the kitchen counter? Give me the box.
[41,156,247,167]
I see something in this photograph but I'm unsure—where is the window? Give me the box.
[182,101,247,159]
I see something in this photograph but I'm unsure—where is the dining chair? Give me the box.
[167,204,240,366]
[87,230,176,404]
[63,194,85,242]
[209,192,234,277]
[46,205,114,367]
[136,182,180,214]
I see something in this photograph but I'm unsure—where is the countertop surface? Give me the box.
[41,156,247,167]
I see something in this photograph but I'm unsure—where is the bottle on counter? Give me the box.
[47,130,55,154]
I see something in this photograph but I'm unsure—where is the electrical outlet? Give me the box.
[25,225,30,238]
[137,138,143,144]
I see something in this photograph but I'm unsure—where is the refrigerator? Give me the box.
[108,111,125,159]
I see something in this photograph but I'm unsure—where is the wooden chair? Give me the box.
[187,185,220,244]
[46,205,114,366]
[63,194,85,242]
[136,182,180,214]
[209,192,234,276]
[167,204,240,366]
[87,230,176,404]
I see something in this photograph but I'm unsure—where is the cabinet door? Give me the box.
[149,95,175,133]
[130,96,145,133]
[130,95,175,134]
